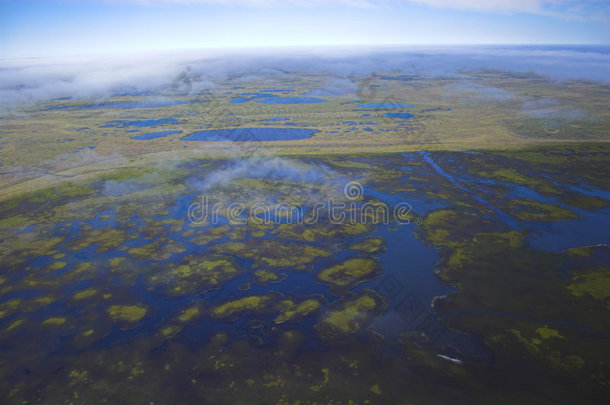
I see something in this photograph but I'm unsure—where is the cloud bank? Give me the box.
[1,45,608,112]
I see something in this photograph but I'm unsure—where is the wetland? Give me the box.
[1,49,609,404]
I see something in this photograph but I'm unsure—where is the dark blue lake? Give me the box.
[131,130,183,140]
[181,128,317,141]
[385,112,415,119]
[230,93,276,103]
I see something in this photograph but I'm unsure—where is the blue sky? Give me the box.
[1,0,608,57]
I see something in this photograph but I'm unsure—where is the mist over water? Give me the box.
[1,45,609,112]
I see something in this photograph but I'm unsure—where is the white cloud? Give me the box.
[409,0,545,13]
[1,46,608,113]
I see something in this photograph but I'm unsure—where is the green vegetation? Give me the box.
[348,237,385,254]
[42,317,67,326]
[178,306,202,322]
[317,258,380,289]
[149,254,243,297]
[108,305,148,323]
[274,298,321,324]
[212,295,274,319]
[0,78,609,405]
[73,288,97,300]
[211,240,331,270]
[567,266,610,306]
[317,292,385,337]
[508,198,579,221]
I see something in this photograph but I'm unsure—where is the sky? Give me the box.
[0,0,609,58]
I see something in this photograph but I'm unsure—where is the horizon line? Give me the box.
[3,42,609,60]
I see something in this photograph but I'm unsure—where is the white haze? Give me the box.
[1,45,609,113]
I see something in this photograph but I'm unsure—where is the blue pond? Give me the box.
[230,93,276,103]
[258,97,327,104]
[131,130,183,140]
[385,112,415,119]
[358,103,414,109]
[181,128,316,141]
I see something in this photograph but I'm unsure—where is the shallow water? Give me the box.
[418,152,519,229]
[528,208,610,252]
[385,112,415,119]
[426,153,610,249]
[2,150,609,403]
[131,130,183,140]
[230,92,276,103]
[103,118,179,128]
